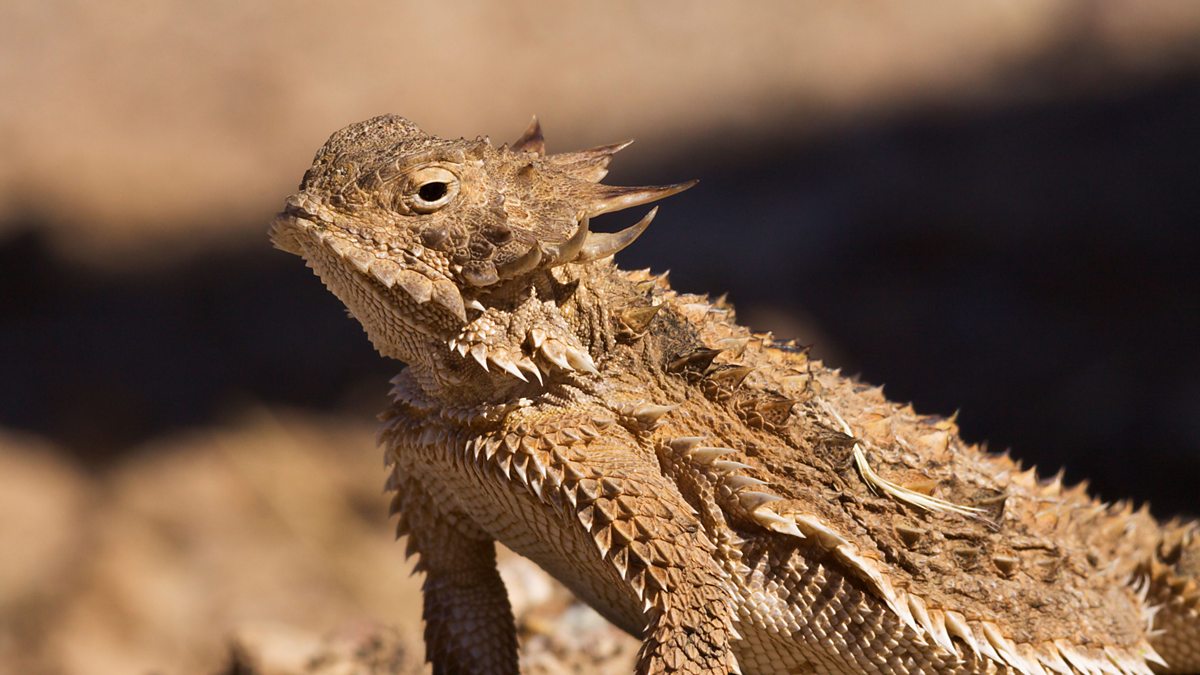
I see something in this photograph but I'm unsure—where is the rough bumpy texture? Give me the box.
[271,115,1200,674]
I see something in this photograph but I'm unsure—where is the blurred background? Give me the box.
[1,1,1198,673]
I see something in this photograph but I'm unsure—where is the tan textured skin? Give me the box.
[271,115,1200,675]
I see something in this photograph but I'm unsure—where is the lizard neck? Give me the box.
[398,263,629,408]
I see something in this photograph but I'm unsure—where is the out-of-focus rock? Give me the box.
[225,621,426,675]
[42,410,425,674]
[502,555,640,675]
[0,432,93,674]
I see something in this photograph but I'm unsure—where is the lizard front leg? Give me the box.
[479,409,741,675]
[392,475,518,675]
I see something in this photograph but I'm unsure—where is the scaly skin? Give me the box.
[271,115,1199,674]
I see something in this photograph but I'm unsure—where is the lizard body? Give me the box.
[272,115,1199,674]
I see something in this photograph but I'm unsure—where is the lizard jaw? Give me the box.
[271,203,469,362]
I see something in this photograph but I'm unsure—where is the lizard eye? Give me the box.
[407,166,460,214]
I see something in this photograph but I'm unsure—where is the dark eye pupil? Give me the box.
[418,181,448,202]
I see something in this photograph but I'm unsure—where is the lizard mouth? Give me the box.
[270,199,468,328]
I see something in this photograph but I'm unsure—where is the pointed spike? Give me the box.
[539,340,573,371]
[667,347,723,373]
[469,344,490,371]
[992,553,1020,577]
[885,589,922,639]
[490,354,528,382]
[724,474,768,491]
[563,463,587,483]
[564,346,599,374]
[510,453,529,484]
[484,438,502,461]
[630,403,676,428]
[757,398,796,416]
[610,544,630,577]
[430,278,467,323]
[465,298,486,312]
[1036,643,1074,674]
[628,569,646,599]
[511,115,545,155]
[495,452,513,480]
[619,303,664,334]
[577,505,595,531]
[669,436,704,453]
[543,216,591,265]
[575,478,600,503]
[794,514,849,548]
[908,594,955,655]
[708,365,753,387]
[495,243,543,279]
[516,358,544,385]
[593,526,612,558]
[943,611,980,657]
[895,523,924,548]
[576,207,657,262]
[980,623,1032,673]
[545,139,635,182]
[586,182,698,217]
[753,509,805,538]
[738,491,784,511]
[925,609,957,658]
[502,434,520,454]
[1143,644,1169,669]
[712,460,755,474]
[687,446,736,463]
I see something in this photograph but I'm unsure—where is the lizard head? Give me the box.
[272,114,692,389]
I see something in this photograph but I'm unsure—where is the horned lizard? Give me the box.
[271,115,1199,674]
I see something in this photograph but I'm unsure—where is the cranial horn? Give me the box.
[541,216,590,265]
[576,207,657,263]
[511,116,545,156]
[545,139,634,183]
[586,180,697,217]
[495,243,543,279]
